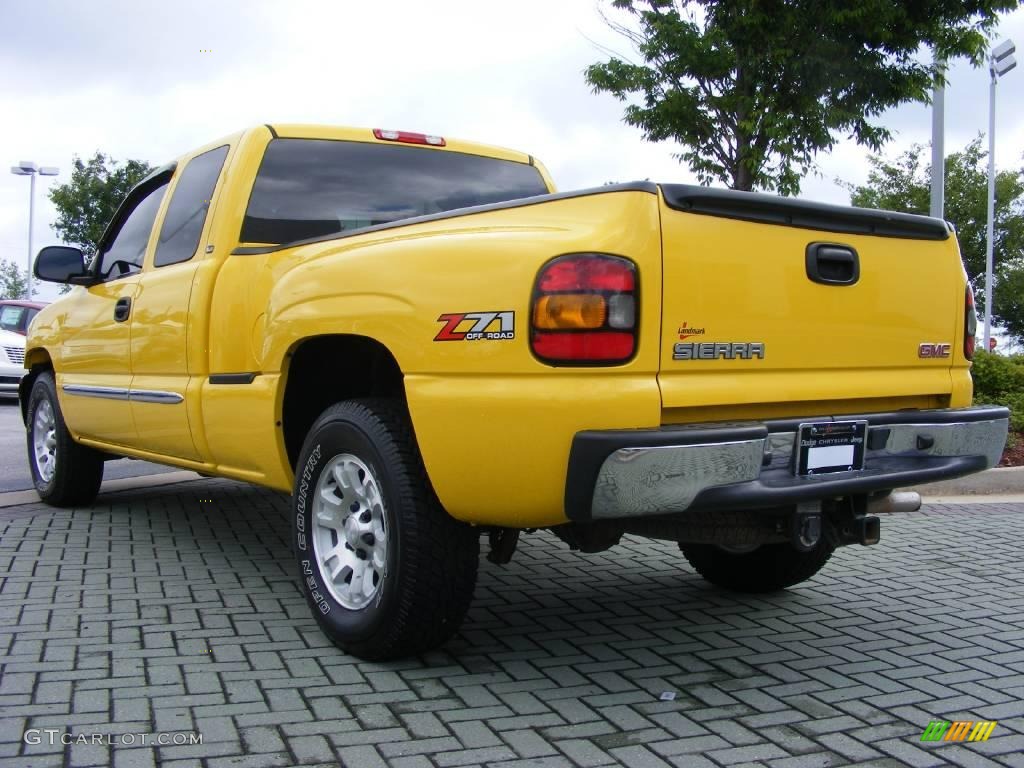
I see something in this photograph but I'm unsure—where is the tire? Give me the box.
[25,372,104,507]
[291,399,479,660]
[680,539,835,593]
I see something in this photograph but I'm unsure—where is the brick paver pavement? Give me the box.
[0,478,1021,768]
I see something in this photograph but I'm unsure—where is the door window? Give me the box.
[155,145,229,267]
[96,180,169,281]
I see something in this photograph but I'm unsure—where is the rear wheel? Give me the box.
[680,539,835,593]
[26,372,104,507]
[291,399,479,660]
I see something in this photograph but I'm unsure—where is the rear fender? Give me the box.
[258,188,665,526]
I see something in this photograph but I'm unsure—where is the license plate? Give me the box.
[796,420,867,475]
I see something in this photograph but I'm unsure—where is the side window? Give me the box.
[154,145,229,267]
[97,180,169,281]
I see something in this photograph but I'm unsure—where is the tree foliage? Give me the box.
[970,350,1024,431]
[585,0,1017,194]
[994,262,1024,344]
[48,152,153,260]
[0,260,30,300]
[846,137,1024,341]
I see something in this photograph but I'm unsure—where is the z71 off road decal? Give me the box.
[435,311,515,341]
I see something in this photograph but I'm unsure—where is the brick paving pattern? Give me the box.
[0,478,1021,767]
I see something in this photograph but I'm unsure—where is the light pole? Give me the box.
[983,39,1016,353]
[930,56,945,219]
[9,161,59,300]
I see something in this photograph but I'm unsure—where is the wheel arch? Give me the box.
[280,334,405,470]
[19,348,54,424]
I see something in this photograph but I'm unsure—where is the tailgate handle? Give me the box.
[806,242,859,286]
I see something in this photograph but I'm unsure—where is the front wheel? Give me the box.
[26,372,104,507]
[680,539,835,593]
[291,399,479,660]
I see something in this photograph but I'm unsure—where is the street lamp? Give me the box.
[930,55,945,219]
[983,39,1016,353]
[9,160,59,300]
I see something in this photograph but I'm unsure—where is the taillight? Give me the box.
[964,285,978,360]
[530,254,638,365]
[372,128,445,146]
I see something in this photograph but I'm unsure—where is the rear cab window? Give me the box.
[241,139,550,245]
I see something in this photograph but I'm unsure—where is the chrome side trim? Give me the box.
[62,384,130,401]
[592,439,765,519]
[61,385,183,405]
[129,390,184,405]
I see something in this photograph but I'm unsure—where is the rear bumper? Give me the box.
[565,406,1009,521]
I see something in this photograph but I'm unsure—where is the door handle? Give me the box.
[806,242,859,286]
[114,297,132,322]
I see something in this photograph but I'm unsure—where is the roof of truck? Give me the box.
[266,124,535,166]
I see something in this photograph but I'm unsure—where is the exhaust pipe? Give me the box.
[868,491,922,514]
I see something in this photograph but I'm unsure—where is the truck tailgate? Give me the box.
[657,185,965,415]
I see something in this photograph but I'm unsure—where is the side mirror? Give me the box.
[34,246,93,285]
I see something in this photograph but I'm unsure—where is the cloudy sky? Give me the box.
[2,0,1022,300]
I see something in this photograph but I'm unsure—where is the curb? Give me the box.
[0,470,202,509]
[919,494,1024,504]
[2,467,1021,511]
[905,466,1024,498]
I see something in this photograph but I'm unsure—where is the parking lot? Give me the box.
[0,402,174,493]
[0,477,1022,768]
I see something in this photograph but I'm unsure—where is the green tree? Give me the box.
[0,259,30,300]
[585,0,1017,195]
[48,152,153,261]
[994,263,1024,344]
[846,137,1024,340]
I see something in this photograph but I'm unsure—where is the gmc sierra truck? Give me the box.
[23,124,1008,660]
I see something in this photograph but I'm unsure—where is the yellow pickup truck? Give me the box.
[23,124,1009,660]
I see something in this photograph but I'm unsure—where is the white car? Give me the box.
[0,329,27,399]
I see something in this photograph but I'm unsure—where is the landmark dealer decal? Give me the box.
[678,322,705,338]
[435,311,515,341]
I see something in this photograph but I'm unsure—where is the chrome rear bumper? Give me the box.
[565,407,1009,521]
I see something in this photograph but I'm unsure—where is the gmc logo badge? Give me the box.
[918,343,951,358]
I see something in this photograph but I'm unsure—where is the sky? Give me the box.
[1,0,1023,301]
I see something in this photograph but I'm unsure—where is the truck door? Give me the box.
[128,144,230,462]
[57,172,170,446]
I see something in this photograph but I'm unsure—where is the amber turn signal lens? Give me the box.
[533,294,607,329]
